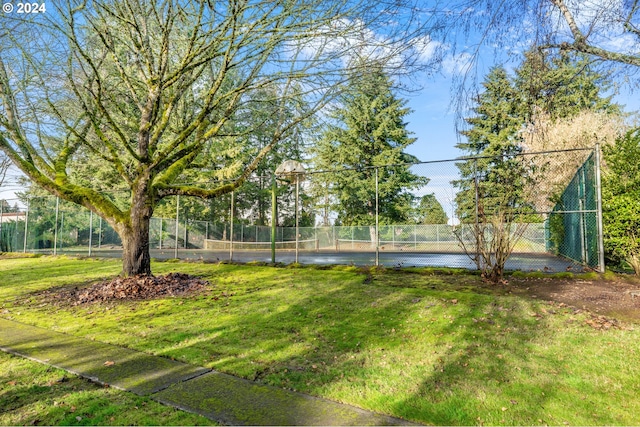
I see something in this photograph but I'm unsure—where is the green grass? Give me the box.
[2,256,640,425]
[0,351,212,425]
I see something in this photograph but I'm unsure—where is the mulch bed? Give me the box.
[50,273,209,305]
[509,276,640,324]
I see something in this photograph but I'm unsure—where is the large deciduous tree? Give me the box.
[0,0,433,276]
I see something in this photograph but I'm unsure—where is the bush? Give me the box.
[602,129,640,275]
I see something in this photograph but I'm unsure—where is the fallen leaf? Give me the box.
[104,360,115,366]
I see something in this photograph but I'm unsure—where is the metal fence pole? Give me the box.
[88,210,93,256]
[98,217,102,249]
[375,167,379,266]
[474,158,481,268]
[159,218,163,249]
[271,173,276,263]
[230,191,234,261]
[23,198,29,253]
[0,201,3,246]
[53,197,59,255]
[595,144,606,272]
[175,195,180,259]
[295,176,300,263]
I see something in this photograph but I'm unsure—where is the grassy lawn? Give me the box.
[0,351,211,425]
[1,256,639,425]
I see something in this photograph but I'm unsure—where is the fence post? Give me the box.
[375,167,379,266]
[23,198,29,253]
[88,210,93,256]
[53,197,59,255]
[595,144,606,273]
[175,195,180,259]
[271,173,277,263]
[580,164,588,265]
[98,217,102,249]
[230,191,234,261]
[159,218,163,249]
[0,201,3,247]
[295,176,300,263]
[474,158,481,268]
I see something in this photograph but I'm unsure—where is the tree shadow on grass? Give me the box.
[3,265,600,425]
[127,268,560,425]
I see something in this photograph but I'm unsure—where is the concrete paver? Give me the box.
[0,317,209,395]
[155,370,411,426]
[0,317,417,426]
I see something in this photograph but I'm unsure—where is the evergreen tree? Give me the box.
[454,66,525,223]
[414,194,448,224]
[515,50,619,122]
[453,53,618,283]
[455,54,619,222]
[312,64,426,226]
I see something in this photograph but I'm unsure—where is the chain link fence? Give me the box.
[0,148,603,272]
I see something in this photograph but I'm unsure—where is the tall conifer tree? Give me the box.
[312,64,425,226]
[454,66,524,222]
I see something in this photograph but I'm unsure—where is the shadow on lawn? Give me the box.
[9,265,569,425]
[389,298,561,425]
[139,269,561,425]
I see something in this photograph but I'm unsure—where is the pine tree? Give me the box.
[453,53,618,283]
[515,50,619,122]
[311,64,426,226]
[414,194,449,224]
[454,66,525,222]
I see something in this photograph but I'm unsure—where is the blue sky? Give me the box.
[2,0,640,211]
[402,63,640,163]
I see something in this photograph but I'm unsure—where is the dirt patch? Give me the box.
[46,273,209,305]
[509,275,640,323]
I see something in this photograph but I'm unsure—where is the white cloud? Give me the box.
[293,17,444,72]
[441,52,473,75]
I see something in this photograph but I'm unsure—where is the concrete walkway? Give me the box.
[0,317,416,426]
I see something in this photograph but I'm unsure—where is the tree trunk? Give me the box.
[119,216,152,276]
[117,182,153,277]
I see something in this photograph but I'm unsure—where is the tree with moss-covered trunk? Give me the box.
[0,0,433,276]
